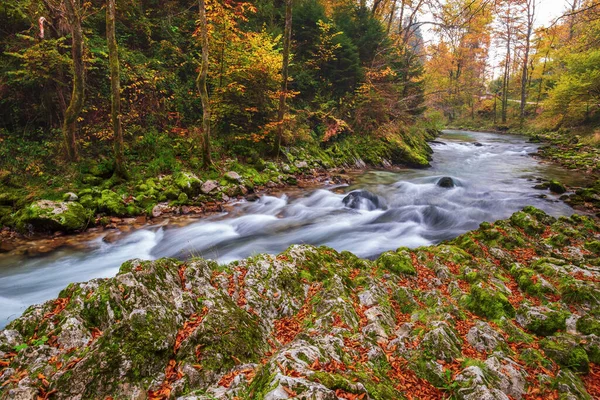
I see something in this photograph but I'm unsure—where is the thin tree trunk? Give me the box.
[275,0,292,157]
[501,35,511,124]
[520,0,535,126]
[387,0,397,34]
[62,0,84,161]
[196,0,212,168]
[107,0,127,179]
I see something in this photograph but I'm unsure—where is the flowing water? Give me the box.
[0,130,591,328]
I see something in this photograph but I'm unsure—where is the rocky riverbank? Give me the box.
[530,131,600,217]
[1,206,599,399]
[0,132,436,246]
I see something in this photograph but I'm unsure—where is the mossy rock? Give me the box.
[376,249,416,275]
[521,308,569,337]
[16,200,92,233]
[510,209,546,236]
[576,314,600,336]
[541,334,589,373]
[97,190,128,216]
[173,172,202,197]
[549,180,567,194]
[584,240,600,255]
[465,284,515,320]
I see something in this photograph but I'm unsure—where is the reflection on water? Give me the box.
[0,130,586,328]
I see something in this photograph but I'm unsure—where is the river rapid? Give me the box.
[0,130,591,328]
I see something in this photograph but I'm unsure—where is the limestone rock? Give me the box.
[201,180,218,194]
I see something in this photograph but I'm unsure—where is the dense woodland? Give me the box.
[0,0,600,228]
[1,0,599,174]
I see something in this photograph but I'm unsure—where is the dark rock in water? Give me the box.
[429,140,447,145]
[437,177,455,188]
[549,180,567,194]
[342,190,380,210]
[246,193,259,202]
[473,142,484,147]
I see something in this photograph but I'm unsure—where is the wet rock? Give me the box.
[201,180,218,194]
[549,180,567,194]
[437,176,455,188]
[473,142,484,147]
[151,203,171,218]
[342,190,380,210]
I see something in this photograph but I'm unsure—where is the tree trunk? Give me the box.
[501,36,511,124]
[520,0,535,126]
[196,0,212,168]
[107,0,128,179]
[62,0,85,161]
[275,0,292,157]
[387,0,397,34]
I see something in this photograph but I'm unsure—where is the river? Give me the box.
[0,130,590,328]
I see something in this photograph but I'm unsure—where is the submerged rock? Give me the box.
[437,176,455,188]
[342,190,381,210]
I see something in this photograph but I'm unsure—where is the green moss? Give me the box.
[584,240,600,254]
[97,190,128,216]
[15,200,92,232]
[376,249,416,276]
[549,180,567,194]
[541,336,589,373]
[576,315,600,336]
[524,309,569,337]
[465,285,515,320]
[520,348,553,369]
[173,171,202,196]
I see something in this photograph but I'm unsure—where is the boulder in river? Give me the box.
[342,190,381,210]
[437,176,455,188]
[549,180,567,194]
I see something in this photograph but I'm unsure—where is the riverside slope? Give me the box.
[1,207,600,399]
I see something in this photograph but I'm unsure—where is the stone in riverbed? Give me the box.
[549,180,567,194]
[342,190,381,210]
[437,176,455,188]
